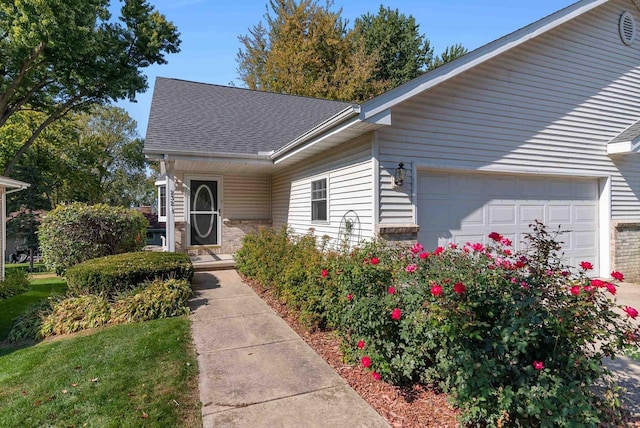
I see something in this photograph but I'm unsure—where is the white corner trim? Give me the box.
[598,176,612,278]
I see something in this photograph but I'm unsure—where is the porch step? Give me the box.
[190,254,236,272]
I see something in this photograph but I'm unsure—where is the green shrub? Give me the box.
[7,299,54,342]
[111,279,192,324]
[39,203,149,274]
[0,269,30,300]
[65,252,193,298]
[237,223,640,426]
[39,294,111,337]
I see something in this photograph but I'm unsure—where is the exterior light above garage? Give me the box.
[393,162,406,187]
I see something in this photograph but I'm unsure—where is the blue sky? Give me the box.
[116,0,577,137]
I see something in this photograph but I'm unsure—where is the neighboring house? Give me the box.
[137,207,166,247]
[0,177,30,279]
[145,0,640,280]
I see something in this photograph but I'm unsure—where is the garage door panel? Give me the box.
[520,204,545,224]
[418,171,599,272]
[488,204,517,225]
[548,204,572,224]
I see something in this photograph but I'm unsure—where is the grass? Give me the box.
[0,276,66,341]
[0,317,201,427]
[6,262,48,273]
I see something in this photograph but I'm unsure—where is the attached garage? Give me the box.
[417,170,600,271]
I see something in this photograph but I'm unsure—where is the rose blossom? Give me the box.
[361,356,371,368]
[488,232,503,241]
[321,269,328,278]
[391,308,402,320]
[453,282,466,294]
[405,264,417,273]
[347,294,353,301]
[570,286,580,296]
[372,371,381,381]
[591,279,605,288]
[411,243,424,254]
[449,243,458,249]
[533,360,544,371]
[419,252,429,259]
[472,243,485,252]
[606,283,617,296]
[388,286,396,294]
[501,237,512,247]
[611,271,625,281]
[433,246,444,255]
[370,257,379,265]
[431,284,443,297]
[357,340,365,349]
[580,261,594,270]
[624,306,639,319]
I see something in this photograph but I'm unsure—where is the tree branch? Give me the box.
[0,42,46,121]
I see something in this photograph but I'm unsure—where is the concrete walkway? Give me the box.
[189,270,390,428]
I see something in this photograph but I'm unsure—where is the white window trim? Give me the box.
[311,176,329,223]
[155,177,168,222]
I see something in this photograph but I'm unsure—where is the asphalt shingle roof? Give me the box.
[145,77,354,155]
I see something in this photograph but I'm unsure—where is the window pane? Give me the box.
[158,186,167,217]
[312,200,327,221]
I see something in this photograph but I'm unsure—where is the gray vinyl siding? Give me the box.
[272,134,374,244]
[222,174,271,220]
[377,0,640,224]
[173,172,270,222]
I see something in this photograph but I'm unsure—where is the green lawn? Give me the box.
[0,276,66,340]
[0,317,201,427]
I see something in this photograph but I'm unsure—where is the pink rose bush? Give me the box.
[235,223,639,426]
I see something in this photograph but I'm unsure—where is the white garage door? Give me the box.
[417,171,599,271]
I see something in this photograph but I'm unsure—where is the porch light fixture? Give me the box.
[393,162,406,187]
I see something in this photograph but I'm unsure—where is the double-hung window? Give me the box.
[156,178,168,222]
[311,178,327,222]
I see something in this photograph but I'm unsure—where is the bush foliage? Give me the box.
[0,270,30,300]
[9,279,192,341]
[39,203,149,274]
[65,252,193,298]
[235,223,640,426]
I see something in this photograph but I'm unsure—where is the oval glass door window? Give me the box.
[190,180,218,246]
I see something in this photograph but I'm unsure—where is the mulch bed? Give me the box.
[242,276,459,427]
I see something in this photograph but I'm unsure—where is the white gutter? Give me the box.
[271,105,361,160]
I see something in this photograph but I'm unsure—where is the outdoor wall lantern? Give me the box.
[393,162,406,187]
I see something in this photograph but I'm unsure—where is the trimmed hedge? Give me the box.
[0,270,30,300]
[39,203,149,274]
[65,252,193,298]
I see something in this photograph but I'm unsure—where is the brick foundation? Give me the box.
[611,221,640,281]
[179,219,272,256]
[376,224,420,247]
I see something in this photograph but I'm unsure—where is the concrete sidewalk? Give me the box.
[189,270,390,428]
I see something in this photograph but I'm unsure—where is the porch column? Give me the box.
[164,159,176,252]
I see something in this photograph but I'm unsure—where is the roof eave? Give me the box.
[144,149,273,162]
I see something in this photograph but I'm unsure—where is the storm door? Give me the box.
[189,180,219,246]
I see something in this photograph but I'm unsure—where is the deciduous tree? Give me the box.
[0,0,180,176]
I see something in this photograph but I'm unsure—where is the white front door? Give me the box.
[188,179,220,246]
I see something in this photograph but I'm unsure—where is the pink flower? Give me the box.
[411,243,424,254]
[561,271,570,277]
[606,282,617,296]
[488,232,503,242]
[580,261,594,270]
[321,269,328,278]
[583,285,594,293]
[611,271,625,282]
[347,294,353,301]
[449,243,458,249]
[405,264,417,273]
[391,308,402,320]
[570,286,580,296]
[503,249,512,256]
[515,261,526,269]
[521,282,529,289]
[433,246,444,255]
[370,257,379,265]
[431,285,443,297]
[624,306,639,319]
[361,356,371,368]
[501,237,512,247]
[388,286,396,294]
[591,279,605,288]
[453,282,466,294]
[372,371,381,381]
[545,270,554,276]
[472,243,485,252]
[363,258,369,264]
[419,252,429,259]
[357,340,365,349]
[533,360,545,371]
